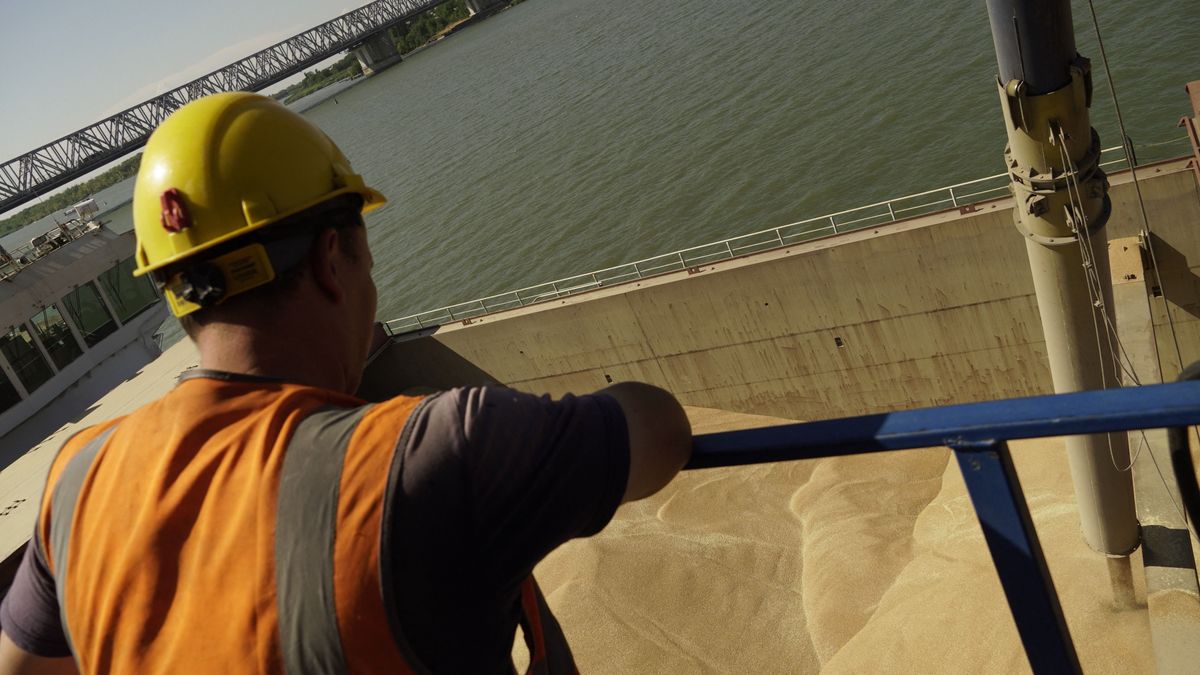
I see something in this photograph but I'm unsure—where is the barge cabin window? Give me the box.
[63,282,118,347]
[98,258,159,323]
[0,325,54,394]
[0,369,20,413]
[29,305,83,370]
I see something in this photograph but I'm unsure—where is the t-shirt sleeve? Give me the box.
[0,534,70,657]
[398,386,630,588]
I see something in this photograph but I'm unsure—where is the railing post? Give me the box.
[633,262,643,279]
[552,281,559,298]
[951,439,1081,675]
[949,186,958,207]
[829,215,838,234]
[775,230,784,246]
[887,202,896,221]
[725,241,733,258]
[591,272,599,287]
[677,252,686,269]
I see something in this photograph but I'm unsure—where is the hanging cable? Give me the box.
[1052,129,1127,386]
[1085,0,1200,477]
[1085,0,1191,382]
[1061,131,1135,386]
[1044,128,1133,475]
[1051,18,1200,534]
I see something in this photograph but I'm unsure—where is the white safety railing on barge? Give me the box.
[384,139,1190,335]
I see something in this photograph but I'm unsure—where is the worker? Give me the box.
[0,92,692,674]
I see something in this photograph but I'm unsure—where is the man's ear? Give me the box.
[309,227,345,303]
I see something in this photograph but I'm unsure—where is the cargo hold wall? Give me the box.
[375,159,1200,422]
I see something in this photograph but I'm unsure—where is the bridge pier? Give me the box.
[352,31,402,76]
[465,0,506,16]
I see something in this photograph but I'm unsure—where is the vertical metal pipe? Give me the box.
[1023,236,1138,555]
[985,0,1139,558]
[985,0,1076,94]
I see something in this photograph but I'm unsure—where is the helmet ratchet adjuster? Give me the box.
[174,263,227,307]
[161,242,277,318]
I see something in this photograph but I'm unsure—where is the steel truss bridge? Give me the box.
[0,0,450,215]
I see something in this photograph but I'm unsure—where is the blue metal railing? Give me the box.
[686,380,1200,674]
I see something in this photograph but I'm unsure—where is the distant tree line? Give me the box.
[388,0,471,54]
[0,154,141,237]
[273,53,365,105]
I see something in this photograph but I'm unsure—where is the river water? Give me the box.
[302,0,1196,323]
[14,0,1198,327]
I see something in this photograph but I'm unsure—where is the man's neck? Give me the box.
[193,320,355,393]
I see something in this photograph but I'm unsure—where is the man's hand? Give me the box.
[599,382,692,502]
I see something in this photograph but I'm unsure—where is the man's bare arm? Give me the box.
[0,633,77,675]
[599,382,692,502]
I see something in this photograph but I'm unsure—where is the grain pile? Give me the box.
[520,406,1153,674]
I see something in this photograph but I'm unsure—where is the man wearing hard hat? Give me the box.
[0,92,692,674]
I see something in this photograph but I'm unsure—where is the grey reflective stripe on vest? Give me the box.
[48,425,119,658]
[275,404,372,675]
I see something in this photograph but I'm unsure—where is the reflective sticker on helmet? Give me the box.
[160,188,192,233]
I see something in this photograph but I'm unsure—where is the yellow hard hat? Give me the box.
[132,91,385,281]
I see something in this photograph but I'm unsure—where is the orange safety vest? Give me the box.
[39,375,577,674]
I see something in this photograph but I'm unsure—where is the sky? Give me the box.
[0,0,364,162]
